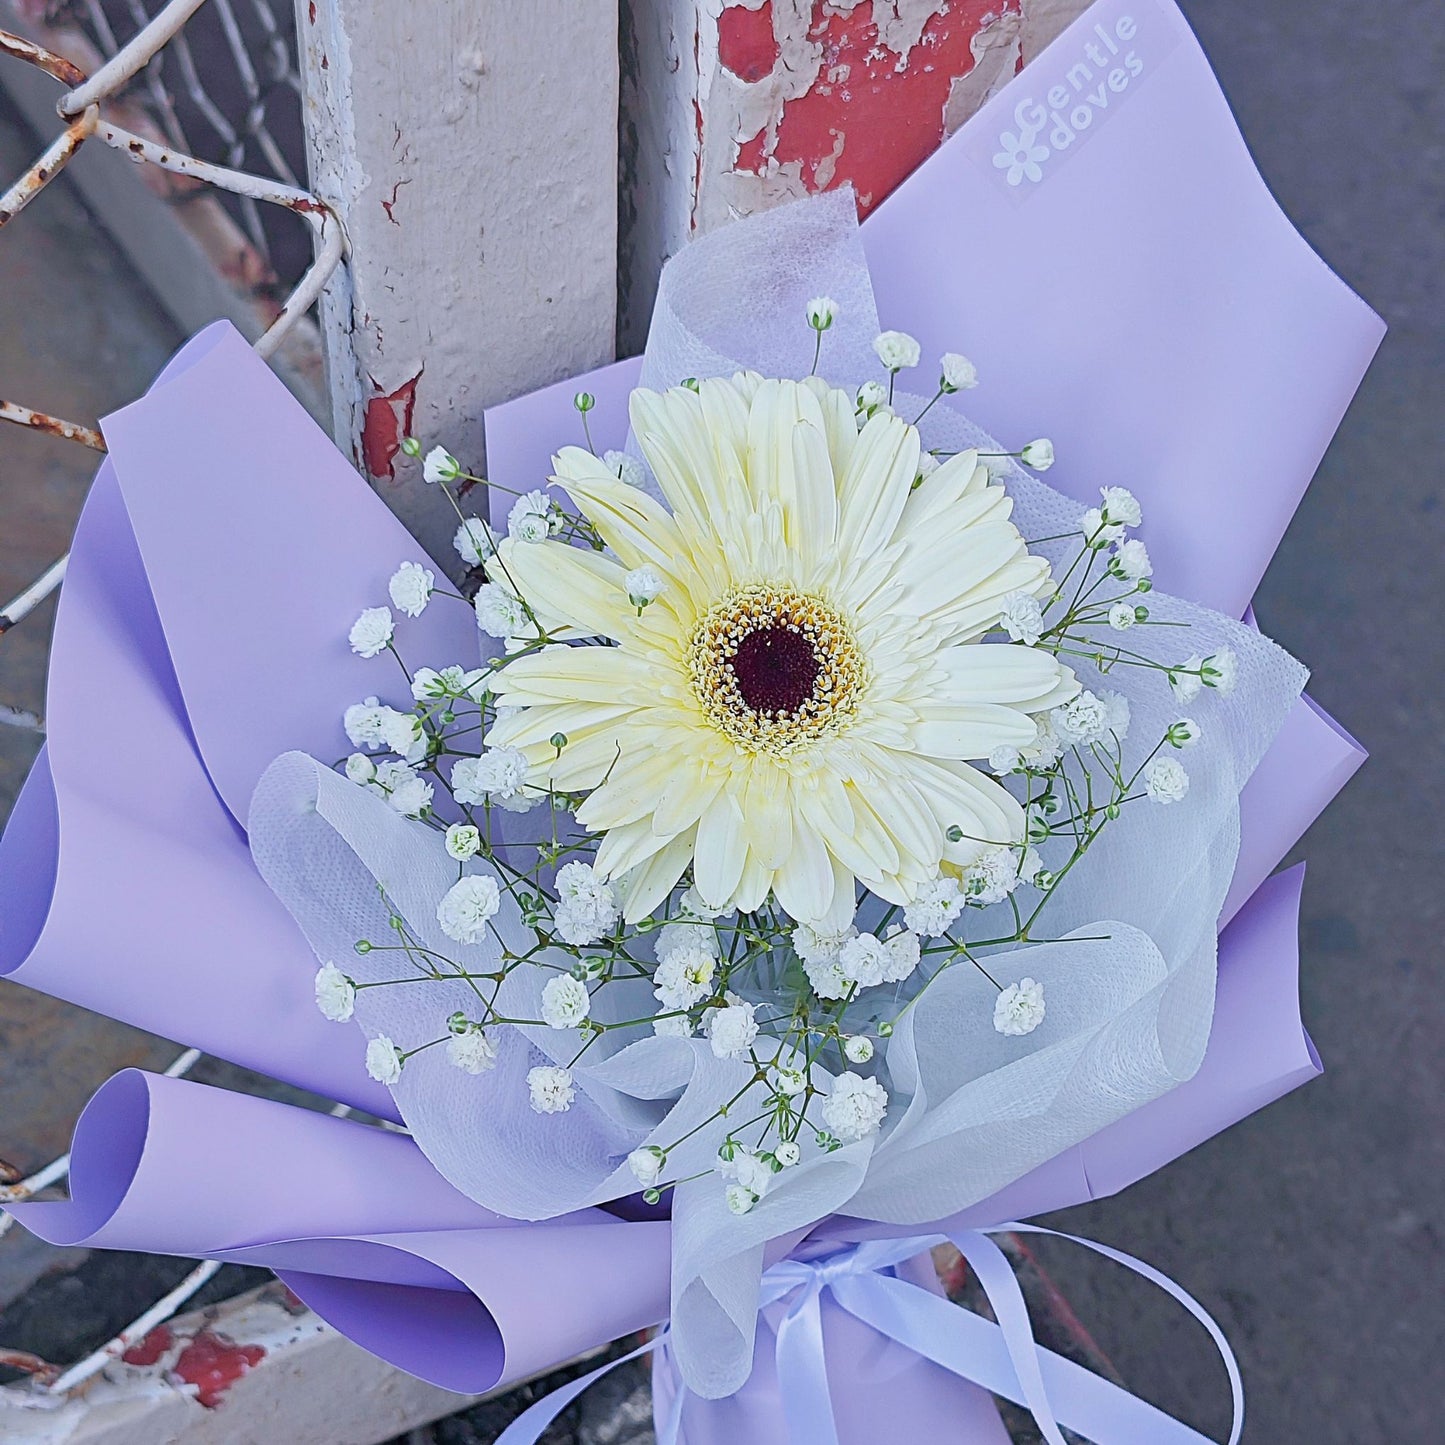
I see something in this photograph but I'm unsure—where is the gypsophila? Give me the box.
[1080,507,1124,547]
[553,863,619,946]
[1109,601,1138,631]
[1202,648,1238,696]
[806,296,838,330]
[349,607,394,658]
[602,449,648,488]
[445,823,481,861]
[474,583,528,639]
[447,1027,497,1074]
[628,1146,666,1186]
[314,963,355,1022]
[541,974,591,1029]
[1168,718,1202,748]
[994,978,1046,1036]
[904,875,966,937]
[508,490,554,544]
[1111,538,1153,580]
[1020,438,1055,470]
[454,517,499,567]
[873,330,921,371]
[388,561,434,617]
[365,1035,403,1085]
[1144,756,1190,804]
[844,1036,875,1064]
[654,946,716,1010]
[437,874,501,944]
[1053,690,1111,746]
[822,1072,888,1141]
[999,590,1045,646]
[707,1000,759,1060]
[528,1065,575,1114]
[940,352,979,391]
[452,747,530,805]
[625,566,664,609]
[1100,486,1142,527]
[422,446,460,484]
[375,761,432,817]
[345,752,376,784]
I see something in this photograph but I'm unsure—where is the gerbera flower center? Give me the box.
[688,585,865,753]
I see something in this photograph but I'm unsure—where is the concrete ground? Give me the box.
[0,0,1440,1439]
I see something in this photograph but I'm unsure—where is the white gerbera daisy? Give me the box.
[486,377,1076,925]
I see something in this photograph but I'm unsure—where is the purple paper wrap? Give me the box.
[1,0,1377,1431]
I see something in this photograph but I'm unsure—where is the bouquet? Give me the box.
[1,2,1380,1440]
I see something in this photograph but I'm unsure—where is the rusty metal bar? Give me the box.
[0,28,85,88]
[58,0,211,117]
[0,556,68,635]
[0,399,105,452]
[0,102,97,226]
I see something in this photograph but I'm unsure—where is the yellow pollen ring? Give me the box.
[687,584,866,754]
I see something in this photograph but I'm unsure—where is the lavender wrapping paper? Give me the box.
[1,0,1376,1427]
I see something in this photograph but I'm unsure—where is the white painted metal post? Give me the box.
[296,0,621,567]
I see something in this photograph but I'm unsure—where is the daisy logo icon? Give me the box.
[993,126,1050,186]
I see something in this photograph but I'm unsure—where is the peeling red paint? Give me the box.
[173,1331,265,1408]
[733,0,1020,216]
[121,1324,173,1367]
[361,369,422,480]
[718,1,780,83]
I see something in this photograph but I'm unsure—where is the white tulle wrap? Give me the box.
[249,191,1306,1397]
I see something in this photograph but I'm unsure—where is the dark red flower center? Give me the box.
[728,626,821,715]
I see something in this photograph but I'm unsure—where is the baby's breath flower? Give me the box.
[1100,486,1142,527]
[1079,507,1123,547]
[1201,647,1238,696]
[939,352,978,391]
[964,846,1025,907]
[653,1012,694,1038]
[628,1145,666,1186]
[474,583,528,639]
[653,946,716,1010]
[1100,689,1131,742]
[314,963,355,1022]
[855,380,888,413]
[873,330,921,372]
[445,823,481,861]
[994,978,1045,1036]
[844,1035,874,1064]
[657,920,717,960]
[447,1026,497,1074]
[452,747,530,805]
[625,566,664,609]
[528,1065,575,1114]
[725,1183,757,1215]
[1170,657,1205,705]
[423,446,460,484]
[1053,690,1110,746]
[602,449,647,488]
[822,1072,888,1141]
[1020,438,1055,470]
[904,875,966,937]
[349,607,394,658]
[707,1000,758,1060]
[1168,718,1202,748]
[553,862,620,947]
[1111,538,1153,580]
[365,1035,403,1084]
[1108,601,1137,631]
[773,1066,807,1097]
[999,590,1045,646]
[345,752,376,785]
[775,1140,802,1167]
[380,709,427,764]
[437,874,501,943]
[454,517,499,567]
[1144,756,1190,804]
[508,490,554,544]
[988,744,1022,775]
[388,561,434,617]
[541,974,590,1029]
[805,296,838,330]
[374,760,433,816]
[344,697,390,748]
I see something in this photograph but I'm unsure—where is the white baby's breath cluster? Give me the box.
[319,300,1246,1213]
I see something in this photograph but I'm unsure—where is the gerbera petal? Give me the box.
[552,456,691,577]
[694,790,749,907]
[835,409,920,559]
[933,644,1078,711]
[771,822,835,924]
[495,537,635,641]
[621,830,697,921]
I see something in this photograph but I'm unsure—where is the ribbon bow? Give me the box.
[497,1224,1244,1445]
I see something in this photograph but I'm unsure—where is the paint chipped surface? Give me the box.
[360,368,421,481]
[172,1330,265,1408]
[694,0,1088,229]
